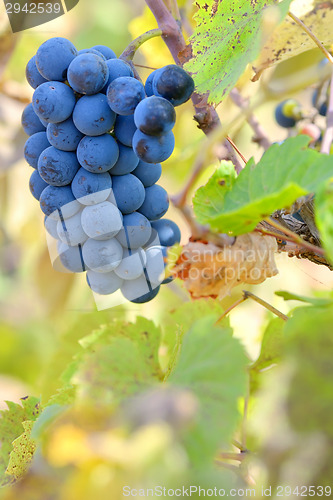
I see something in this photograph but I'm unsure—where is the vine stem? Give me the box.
[321,69,333,154]
[288,12,333,65]
[120,28,163,61]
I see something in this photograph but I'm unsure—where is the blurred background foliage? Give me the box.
[0,0,333,497]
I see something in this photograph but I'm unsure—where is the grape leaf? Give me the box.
[185,0,291,105]
[69,318,163,405]
[169,315,248,465]
[6,421,36,481]
[254,0,333,78]
[275,290,333,306]
[315,179,333,265]
[193,136,333,235]
[0,397,41,486]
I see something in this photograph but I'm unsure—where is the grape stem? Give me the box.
[321,68,333,154]
[288,12,333,66]
[120,29,163,62]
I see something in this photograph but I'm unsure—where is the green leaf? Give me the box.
[193,137,333,235]
[0,397,41,486]
[276,290,333,306]
[185,0,291,105]
[6,421,36,481]
[169,315,248,465]
[315,179,333,264]
[284,305,333,437]
[70,318,163,405]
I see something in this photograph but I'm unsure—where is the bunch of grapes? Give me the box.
[22,37,194,303]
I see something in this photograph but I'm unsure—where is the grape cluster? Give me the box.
[22,37,193,303]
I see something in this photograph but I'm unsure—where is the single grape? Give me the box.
[22,103,46,136]
[57,210,88,246]
[116,212,151,249]
[107,76,145,115]
[40,185,81,219]
[78,48,106,60]
[114,114,137,147]
[36,37,77,81]
[144,70,158,97]
[67,53,109,95]
[138,185,169,221]
[29,170,48,200]
[151,219,181,247]
[77,134,119,173]
[32,81,76,123]
[274,99,301,128]
[152,64,194,106]
[38,146,80,186]
[86,269,123,295]
[46,117,83,151]
[144,246,165,285]
[25,55,48,89]
[102,59,134,92]
[298,123,321,143]
[73,93,116,136]
[312,89,328,116]
[81,201,123,240]
[44,215,59,239]
[71,168,112,205]
[24,131,50,168]
[114,247,146,280]
[132,129,175,163]
[58,242,86,272]
[134,96,176,136]
[121,274,160,303]
[109,143,139,175]
[92,45,117,60]
[132,160,162,187]
[111,174,145,214]
[82,238,123,273]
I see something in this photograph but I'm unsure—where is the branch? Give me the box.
[120,29,163,61]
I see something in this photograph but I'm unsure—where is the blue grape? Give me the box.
[40,185,81,219]
[275,99,300,128]
[38,146,80,186]
[145,70,158,97]
[110,144,139,175]
[312,89,327,116]
[114,114,137,147]
[57,242,86,273]
[32,81,76,123]
[46,117,83,151]
[81,201,123,240]
[114,248,146,280]
[44,215,59,239]
[152,64,194,106]
[82,238,123,273]
[138,185,169,221]
[107,76,145,115]
[73,93,116,136]
[78,48,106,59]
[121,274,160,303]
[132,160,161,187]
[102,59,134,92]
[29,170,48,200]
[111,174,145,214]
[22,103,46,136]
[71,167,112,205]
[57,210,87,246]
[151,219,181,247]
[24,131,50,168]
[67,53,109,95]
[144,246,165,285]
[36,37,78,81]
[86,269,123,295]
[134,96,176,136]
[132,130,175,163]
[71,168,111,205]
[92,45,117,60]
[77,134,119,173]
[161,275,174,285]
[25,55,48,89]
[116,212,151,249]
